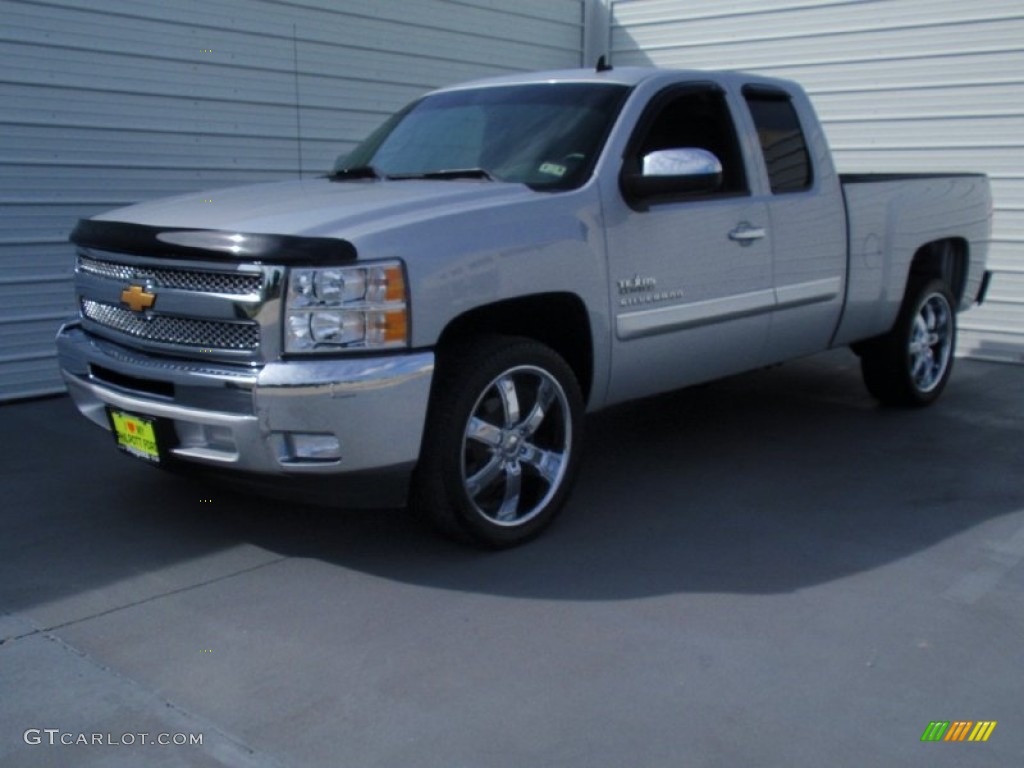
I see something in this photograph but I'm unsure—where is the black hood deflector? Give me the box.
[70,220,358,265]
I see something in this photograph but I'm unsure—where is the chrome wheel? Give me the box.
[859,278,957,407]
[461,365,572,527]
[413,336,584,548]
[908,292,953,394]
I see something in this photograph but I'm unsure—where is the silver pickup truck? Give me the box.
[56,65,993,547]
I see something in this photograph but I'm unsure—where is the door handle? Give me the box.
[729,223,767,245]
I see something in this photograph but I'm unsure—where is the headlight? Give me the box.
[285,261,408,353]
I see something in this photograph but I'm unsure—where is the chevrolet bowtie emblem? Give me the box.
[121,284,156,313]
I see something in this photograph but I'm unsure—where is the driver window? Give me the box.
[634,88,748,195]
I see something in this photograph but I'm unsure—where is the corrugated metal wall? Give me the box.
[609,0,1024,363]
[0,0,585,401]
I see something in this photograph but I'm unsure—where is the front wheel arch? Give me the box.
[432,293,594,405]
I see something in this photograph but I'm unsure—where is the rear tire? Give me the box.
[412,336,584,548]
[860,278,957,407]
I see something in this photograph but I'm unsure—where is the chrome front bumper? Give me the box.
[56,322,434,504]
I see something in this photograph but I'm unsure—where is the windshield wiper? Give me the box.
[330,166,496,182]
[328,165,382,181]
[386,168,495,182]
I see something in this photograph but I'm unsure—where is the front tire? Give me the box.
[860,278,957,407]
[413,336,584,548]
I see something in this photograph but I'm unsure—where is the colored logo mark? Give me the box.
[121,284,156,313]
[921,721,997,742]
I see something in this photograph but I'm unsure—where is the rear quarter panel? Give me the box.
[833,174,992,346]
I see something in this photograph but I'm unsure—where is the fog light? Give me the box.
[287,433,342,461]
[204,424,236,452]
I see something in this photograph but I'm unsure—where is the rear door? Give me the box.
[742,85,847,363]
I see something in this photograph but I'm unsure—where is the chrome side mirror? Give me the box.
[643,148,722,178]
[621,148,724,204]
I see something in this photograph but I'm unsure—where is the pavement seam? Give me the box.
[2,556,294,767]
[943,515,1024,604]
[27,630,291,768]
[1,555,289,643]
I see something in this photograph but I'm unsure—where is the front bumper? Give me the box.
[56,321,434,507]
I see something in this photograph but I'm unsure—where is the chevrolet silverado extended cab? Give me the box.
[56,66,992,547]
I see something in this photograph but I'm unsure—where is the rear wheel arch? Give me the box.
[852,237,967,359]
[908,238,968,305]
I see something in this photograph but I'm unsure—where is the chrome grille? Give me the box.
[81,299,260,350]
[96,342,259,378]
[78,254,261,295]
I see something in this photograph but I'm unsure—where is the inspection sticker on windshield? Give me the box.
[538,162,567,177]
[108,409,160,463]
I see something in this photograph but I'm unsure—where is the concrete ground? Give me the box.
[0,350,1021,767]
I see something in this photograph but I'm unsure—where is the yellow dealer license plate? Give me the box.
[108,409,161,464]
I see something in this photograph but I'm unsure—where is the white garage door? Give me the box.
[609,0,1024,363]
[0,0,585,401]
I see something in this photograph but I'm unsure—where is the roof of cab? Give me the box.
[432,67,684,92]
[428,66,800,97]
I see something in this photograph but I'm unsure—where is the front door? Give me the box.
[603,85,773,405]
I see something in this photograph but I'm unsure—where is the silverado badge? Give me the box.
[617,274,684,307]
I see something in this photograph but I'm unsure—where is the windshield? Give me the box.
[333,83,630,190]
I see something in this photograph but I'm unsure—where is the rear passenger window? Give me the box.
[744,89,812,193]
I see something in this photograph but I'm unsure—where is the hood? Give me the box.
[95,177,541,242]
